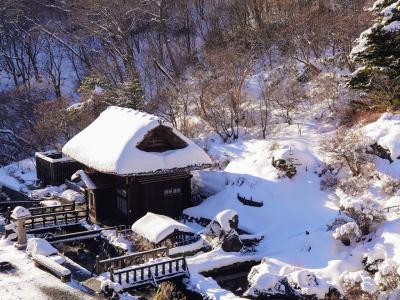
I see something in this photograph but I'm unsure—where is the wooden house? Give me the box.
[62,106,212,224]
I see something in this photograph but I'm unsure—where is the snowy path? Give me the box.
[0,239,97,300]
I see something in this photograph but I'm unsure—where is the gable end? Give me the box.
[136,125,188,152]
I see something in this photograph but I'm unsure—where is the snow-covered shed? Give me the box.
[62,106,212,224]
[131,212,198,247]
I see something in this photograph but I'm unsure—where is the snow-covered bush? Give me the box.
[319,167,338,191]
[338,192,386,235]
[339,270,378,300]
[375,259,400,293]
[332,222,362,246]
[326,216,352,231]
[381,175,400,196]
[155,281,187,300]
[286,270,329,299]
[321,128,373,177]
[362,244,386,273]
[338,175,370,197]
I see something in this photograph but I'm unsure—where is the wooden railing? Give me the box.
[95,247,169,274]
[385,205,400,213]
[29,202,75,215]
[110,257,189,287]
[0,200,42,212]
[45,229,103,244]
[170,232,200,248]
[237,193,263,207]
[24,210,87,231]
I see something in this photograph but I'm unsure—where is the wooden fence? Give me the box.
[95,247,169,274]
[384,205,400,213]
[237,193,263,207]
[170,232,200,248]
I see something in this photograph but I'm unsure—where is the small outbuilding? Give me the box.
[36,151,83,186]
[131,212,199,248]
[61,106,212,224]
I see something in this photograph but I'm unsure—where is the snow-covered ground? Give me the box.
[183,113,400,298]
[0,239,95,300]
[0,158,37,191]
[2,112,400,299]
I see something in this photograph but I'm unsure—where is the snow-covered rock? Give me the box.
[11,206,31,219]
[364,113,400,161]
[287,269,330,298]
[26,238,58,257]
[215,209,238,232]
[332,222,361,246]
[60,189,85,203]
[100,279,123,293]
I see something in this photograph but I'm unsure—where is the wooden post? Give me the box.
[15,218,27,249]
[110,266,114,282]
[95,255,100,274]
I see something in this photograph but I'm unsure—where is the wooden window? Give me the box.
[163,187,182,197]
[116,188,128,215]
[148,135,166,147]
[88,191,95,208]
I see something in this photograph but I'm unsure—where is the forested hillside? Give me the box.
[2,1,400,299]
[0,0,375,165]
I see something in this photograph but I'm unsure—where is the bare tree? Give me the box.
[274,77,307,126]
[196,48,253,141]
[321,128,372,177]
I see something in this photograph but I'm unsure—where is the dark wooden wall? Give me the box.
[89,172,192,225]
[36,155,82,186]
[129,173,192,221]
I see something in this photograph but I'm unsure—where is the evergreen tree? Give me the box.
[349,0,400,103]
[78,72,144,110]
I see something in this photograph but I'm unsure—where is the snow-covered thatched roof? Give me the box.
[131,212,194,244]
[62,106,212,175]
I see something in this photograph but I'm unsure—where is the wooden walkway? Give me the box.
[95,247,190,290]
[110,257,189,289]
[95,247,168,274]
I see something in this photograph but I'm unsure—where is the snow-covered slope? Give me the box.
[184,116,400,299]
